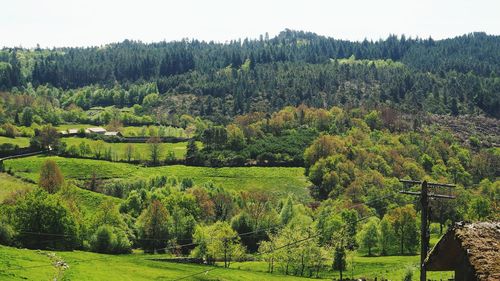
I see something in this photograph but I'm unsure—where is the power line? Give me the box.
[172,213,383,281]
[4,193,396,277]
[399,179,456,281]
[171,195,396,281]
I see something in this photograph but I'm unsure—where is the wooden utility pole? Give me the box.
[399,179,455,281]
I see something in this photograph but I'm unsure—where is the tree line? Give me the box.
[1,30,499,118]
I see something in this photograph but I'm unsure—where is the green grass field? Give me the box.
[0,136,31,148]
[230,255,452,280]
[0,172,119,211]
[62,137,194,160]
[0,173,36,202]
[0,246,453,281]
[0,246,317,281]
[55,124,189,138]
[121,125,189,138]
[58,184,122,213]
[4,156,311,199]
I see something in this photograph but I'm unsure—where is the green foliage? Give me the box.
[403,267,414,281]
[90,225,131,254]
[469,197,492,220]
[259,223,323,277]
[358,218,380,256]
[364,110,383,130]
[0,173,35,202]
[279,196,294,226]
[5,156,310,199]
[387,205,419,255]
[0,222,14,246]
[202,126,228,149]
[9,189,79,250]
[62,137,192,161]
[420,154,434,172]
[192,221,244,267]
[333,245,346,271]
[38,159,64,193]
[0,245,326,281]
[136,200,170,253]
[379,216,396,256]
[20,107,34,126]
[5,32,500,119]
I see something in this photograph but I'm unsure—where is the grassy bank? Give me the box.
[0,246,453,281]
[0,173,36,202]
[0,136,31,148]
[4,156,310,199]
[0,246,316,281]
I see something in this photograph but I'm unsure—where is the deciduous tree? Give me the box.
[39,159,64,193]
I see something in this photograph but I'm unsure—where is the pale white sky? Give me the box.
[1,0,499,48]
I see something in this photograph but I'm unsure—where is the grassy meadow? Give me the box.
[58,184,122,213]
[121,125,189,138]
[230,255,452,280]
[4,156,310,199]
[0,246,453,281]
[0,136,30,148]
[0,246,317,281]
[55,124,189,138]
[61,137,195,161]
[0,173,36,202]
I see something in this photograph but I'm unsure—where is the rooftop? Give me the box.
[426,221,500,281]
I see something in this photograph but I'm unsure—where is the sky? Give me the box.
[1,0,499,48]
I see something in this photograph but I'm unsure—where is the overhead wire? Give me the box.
[4,193,396,277]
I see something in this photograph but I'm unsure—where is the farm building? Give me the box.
[59,128,80,136]
[86,127,107,134]
[68,129,79,135]
[104,131,122,137]
[425,221,499,281]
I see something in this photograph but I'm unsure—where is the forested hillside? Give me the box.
[0,30,499,280]
[1,30,499,118]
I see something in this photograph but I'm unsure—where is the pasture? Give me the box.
[0,246,316,281]
[121,125,189,138]
[4,156,311,199]
[0,246,453,281]
[229,255,452,280]
[55,124,189,138]
[61,137,193,161]
[0,173,35,202]
[0,136,30,148]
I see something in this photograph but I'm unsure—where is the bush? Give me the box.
[0,222,14,245]
[403,267,413,281]
[180,178,194,191]
[90,225,132,254]
[91,225,114,253]
[1,123,17,138]
[11,189,79,250]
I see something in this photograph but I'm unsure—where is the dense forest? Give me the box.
[1,30,499,119]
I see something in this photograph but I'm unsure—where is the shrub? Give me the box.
[0,222,14,245]
[90,225,132,254]
[180,178,194,191]
[91,225,114,253]
[469,136,481,148]
[12,189,79,250]
[403,267,413,281]
[1,123,17,138]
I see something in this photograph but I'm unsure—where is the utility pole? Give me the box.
[399,179,455,281]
